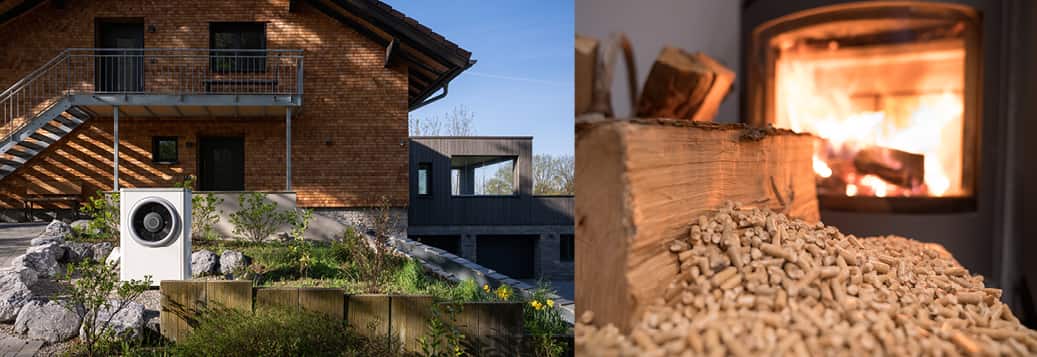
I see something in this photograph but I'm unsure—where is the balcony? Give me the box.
[2,48,303,135]
[0,48,303,188]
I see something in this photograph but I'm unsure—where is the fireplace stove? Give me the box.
[744,0,1035,322]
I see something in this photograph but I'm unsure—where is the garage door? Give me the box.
[476,235,536,279]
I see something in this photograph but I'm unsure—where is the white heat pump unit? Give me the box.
[120,188,191,285]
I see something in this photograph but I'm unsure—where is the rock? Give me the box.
[14,300,82,344]
[219,250,251,277]
[65,242,94,263]
[191,250,219,277]
[79,301,145,343]
[13,243,63,278]
[106,247,120,267]
[144,310,160,335]
[5,266,39,288]
[30,234,64,247]
[91,242,114,263]
[0,269,36,322]
[70,219,91,232]
[42,220,72,238]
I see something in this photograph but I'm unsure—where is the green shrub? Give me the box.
[192,193,223,242]
[418,303,465,357]
[78,191,120,242]
[228,192,292,243]
[63,261,152,357]
[172,306,396,357]
[174,176,223,242]
[288,208,314,241]
[523,282,569,357]
[449,279,485,302]
[392,259,427,294]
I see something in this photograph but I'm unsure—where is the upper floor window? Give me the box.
[450,156,518,196]
[210,22,266,73]
[417,163,432,196]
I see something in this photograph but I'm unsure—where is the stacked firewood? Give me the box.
[575,35,734,121]
[575,203,1037,356]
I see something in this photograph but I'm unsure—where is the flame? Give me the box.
[774,40,966,198]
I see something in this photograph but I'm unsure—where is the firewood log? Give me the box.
[575,118,819,332]
[576,35,598,116]
[636,48,733,121]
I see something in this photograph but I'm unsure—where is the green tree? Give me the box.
[482,164,515,195]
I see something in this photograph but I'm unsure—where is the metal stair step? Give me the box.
[53,115,82,127]
[16,140,47,152]
[29,132,59,144]
[0,157,25,166]
[6,147,37,158]
[41,123,73,135]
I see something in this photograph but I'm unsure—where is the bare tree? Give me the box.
[410,116,443,136]
[409,105,476,136]
[525,154,576,195]
[444,105,475,136]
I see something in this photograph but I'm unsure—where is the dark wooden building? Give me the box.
[408,136,573,280]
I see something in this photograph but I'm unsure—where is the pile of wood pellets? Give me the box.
[576,202,1037,356]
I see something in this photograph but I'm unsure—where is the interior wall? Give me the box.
[574,0,740,122]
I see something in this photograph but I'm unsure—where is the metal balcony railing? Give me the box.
[1,48,303,140]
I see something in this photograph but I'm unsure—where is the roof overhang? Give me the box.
[305,0,474,110]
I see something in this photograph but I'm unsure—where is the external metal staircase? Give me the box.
[0,48,304,182]
[0,50,94,180]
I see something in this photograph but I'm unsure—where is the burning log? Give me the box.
[636,47,734,121]
[575,119,818,332]
[853,146,925,189]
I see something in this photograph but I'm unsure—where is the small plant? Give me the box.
[63,260,152,357]
[392,259,427,293]
[494,284,514,302]
[79,191,120,241]
[524,282,569,357]
[418,303,466,357]
[175,176,224,242]
[228,192,292,243]
[287,238,313,278]
[288,208,314,241]
[192,193,224,242]
[337,198,403,293]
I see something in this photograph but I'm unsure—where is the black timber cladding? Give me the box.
[408,137,573,227]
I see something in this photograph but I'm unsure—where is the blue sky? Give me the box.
[390,0,575,156]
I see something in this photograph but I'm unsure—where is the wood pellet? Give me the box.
[576,203,1037,356]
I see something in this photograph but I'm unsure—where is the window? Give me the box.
[152,137,178,164]
[210,22,266,72]
[560,234,574,262]
[417,163,432,196]
[450,156,518,196]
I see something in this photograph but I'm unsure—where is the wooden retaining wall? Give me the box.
[160,281,525,355]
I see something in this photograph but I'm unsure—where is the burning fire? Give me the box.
[774,40,966,197]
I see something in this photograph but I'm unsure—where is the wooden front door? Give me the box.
[198,137,245,191]
[96,21,144,92]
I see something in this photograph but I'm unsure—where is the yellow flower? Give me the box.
[482,284,491,293]
[495,285,512,301]
[530,300,542,310]
[546,299,555,308]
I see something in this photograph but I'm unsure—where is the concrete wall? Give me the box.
[575,0,741,123]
